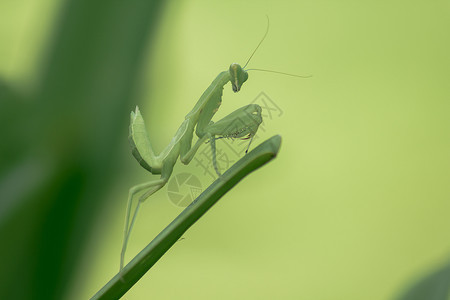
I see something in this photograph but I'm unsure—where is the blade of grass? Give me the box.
[91,135,282,300]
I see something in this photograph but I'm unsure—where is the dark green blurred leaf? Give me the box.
[396,262,450,300]
[0,0,166,299]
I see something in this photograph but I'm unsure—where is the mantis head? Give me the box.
[229,63,248,93]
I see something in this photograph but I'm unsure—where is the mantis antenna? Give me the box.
[246,69,312,78]
[243,16,311,78]
[243,15,270,69]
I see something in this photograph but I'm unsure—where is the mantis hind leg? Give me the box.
[120,154,177,271]
[120,179,166,270]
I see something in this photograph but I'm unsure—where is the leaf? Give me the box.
[396,262,450,300]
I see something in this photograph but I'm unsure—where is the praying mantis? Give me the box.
[120,18,308,270]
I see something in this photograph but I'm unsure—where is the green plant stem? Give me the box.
[91,135,282,300]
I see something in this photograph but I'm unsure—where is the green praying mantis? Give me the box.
[120,18,309,270]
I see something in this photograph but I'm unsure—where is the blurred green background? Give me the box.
[1,0,449,299]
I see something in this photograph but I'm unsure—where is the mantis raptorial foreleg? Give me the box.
[202,103,263,176]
